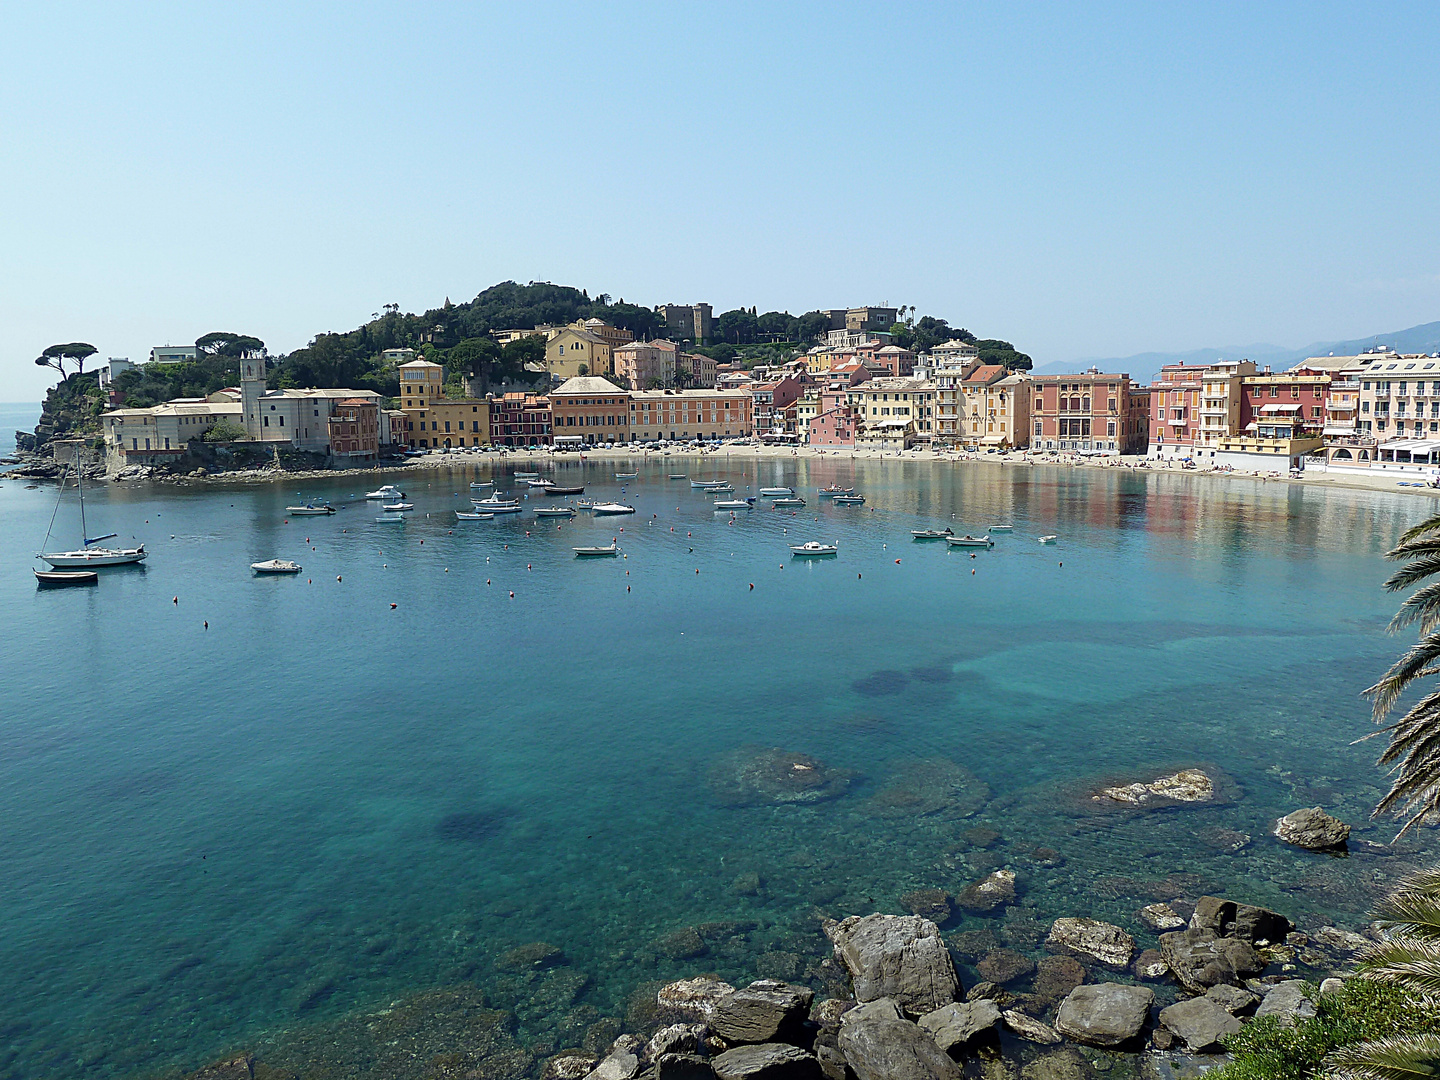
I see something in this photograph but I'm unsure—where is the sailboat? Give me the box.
[38,455,147,568]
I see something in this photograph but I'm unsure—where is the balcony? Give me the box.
[1332,380,1360,390]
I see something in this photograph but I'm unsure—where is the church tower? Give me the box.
[241,356,266,440]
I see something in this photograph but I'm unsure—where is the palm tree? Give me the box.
[1364,514,1440,835]
[1324,865,1440,1078]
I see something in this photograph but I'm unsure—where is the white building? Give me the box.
[104,394,243,459]
[150,345,198,365]
[98,358,135,388]
[238,357,383,450]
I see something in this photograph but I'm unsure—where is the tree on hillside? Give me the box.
[716,309,759,344]
[974,339,1032,371]
[35,342,98,378]
[794,311,830,345]
[500,335,546,380]
[197,332,267,359]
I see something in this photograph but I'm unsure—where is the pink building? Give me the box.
[873,345,917,378]
[1149,362,1206,459]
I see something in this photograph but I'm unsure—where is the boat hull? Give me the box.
[286,507,335,515]
[252,561,302,574]
[593,504,636,515]
[946,537,993,548]
[34,569,98,585]
[545,486,584,495]
[40,548,147,567]
[573,547,618,557]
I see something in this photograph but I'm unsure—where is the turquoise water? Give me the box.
[0,457,1432,1078]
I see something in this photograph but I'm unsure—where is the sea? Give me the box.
[0,454,1432,1078]
[1,403,40,457]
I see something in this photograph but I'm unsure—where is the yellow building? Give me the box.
[399,359,445,409]
[852,378,936,436]
[398,358,490,447]
[545,327,613,379]
[960,369,1031,448]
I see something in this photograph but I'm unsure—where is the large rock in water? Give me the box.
[956,870,1016,913]
[863,757,990,819]
[712,981,815,1045]
[708,747,855,807]
[1274,807,1350,851]
[1159,928,1264,993]
[1189,896,1292,944]
[1158,996,1243,1051]
[837,1016,964,1080]
[825,914,961,1016]
[1092,769,1215,807]
[659,978,738,1022]
[1045,918,1136,969]
[916,1000,1002,1054]
[1054,983,1154,1047]
[712,1043,821,1080]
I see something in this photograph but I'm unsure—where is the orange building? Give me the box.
[328,399,379,458]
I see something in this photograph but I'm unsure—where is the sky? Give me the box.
[3,1,1440,401]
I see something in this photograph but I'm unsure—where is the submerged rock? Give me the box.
[976,949,1034,985]
[957,870,1017,913]
[1032,956,1086,1004]
[837,1015,963,1080]
[497,942,565,971]
[709,747,855,807]
[1045,918,1135,969]
[1274,807,1350,851]
[1054,983,1154,1047]
[1139,903,1186,932]
[1132,950,1169,980]
[864,758,990,819]
[825,914,961,1016]
[654,927,710,961]
[900,888,954,923]
[1001,1010,1061,1045]
[1093,769,1214,807]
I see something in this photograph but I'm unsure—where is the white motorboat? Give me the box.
[381,502,414,511]
[772,496,806,507]
[830,495,864,505]
[455,510,495,520]
[286,502,336,515]
[366,485,404,500]
[691,479,728,489]
[592,502,636,515]
[1038,535,1059,544]
[912,528,954,539]
[534,506,576,517]
[38,455,147,568]
[615,472,638,479]
[252,559,303,574]
[759,486,793,496]
[990,524,1014,531]
[472,496,523,513]
[375,513,406,523]
[573,543,618,557]
[946,534,993,548]
[514,471,540,479]
[526,478,555,488]
[469,480,493,490]
[790,541,838,557]
[818,485,854,497]
[715,498,755,510]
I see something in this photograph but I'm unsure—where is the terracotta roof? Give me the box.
[961,365,1007,386]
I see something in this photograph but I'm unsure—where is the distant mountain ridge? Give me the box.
[1035,320,1440,386]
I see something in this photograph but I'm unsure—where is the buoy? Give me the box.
[528,564,532,570]
[895,559,901,564]
[203,621,208,629]
[509,591,514,597]
[420,539,424,544]
[337,575,342,582]
[696,568,700,574]
[308,579,312,583]
[858,573,862,579]
[170,534,175,539]
[445,568,449,573]
[390,603,397,609]
[487,579,491,585]
[972,569,976,575]
[172,596,178,604]
[749,583,754,590]
[1059,562,1063,567]
[627,585,631,592]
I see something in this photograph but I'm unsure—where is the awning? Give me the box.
[1259,403,1302,413]
[1379,438,1440,452]
[1322,426,1357,436]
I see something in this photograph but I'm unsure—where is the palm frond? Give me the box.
[1389,581,1440,635]
[1372,692,1440,834]
[1384,551,1440,585]
[1398,515,1440,546]
[1325,1033,1440,1080]
[1365,635,1440,720]
[1373,869,1440,941]
[1353,940,1440,995]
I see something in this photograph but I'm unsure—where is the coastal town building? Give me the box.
[103,395,244,462]
[1208,369,1329,471]
[853,377,935,441]
[380,348,417,365]
[658,303,714,345]
[872,345,917,378]
[612,340,679,389]
[1031,371,1145,454]
[932,339,979,363]
[238,359,383,452]
[150,345,198,365]
[545,326,614,379]
[676,351,717,388]
[489,392,552,447]
[405,397,492,448]
[751,377,804,436]
[98,358,135,388]
[845,306,899,333]
[549,377,632,446]
[629,388,754,442]
[1194,360,1258,458]
[958,364,1009,447]
[327,399,379,458]
[490,328,548,346]
[804,386,862,446]
[1148,362,1206,459]
[400,359,445,409]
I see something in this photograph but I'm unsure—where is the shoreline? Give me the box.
[7,443,1436,500]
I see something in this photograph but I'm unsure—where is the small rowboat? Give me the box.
[514,471,540,479]
[534,506,576,517]
[381,502,413,511]
[989,524,1014,531]
[615,472,638,479]
[469,480,492,490]
[668,474,688,480]
[375,514,406,523]
[715,498,755,510]
[831,495,864,505]
[34,569,98,586]
[772,496,806,507]
[818,486,854,496]
[691,479,727,489]
[912,528,953,540]
[252,559,302,574]
[455,511,495,520]
[946,534,993,548]
[759,487,793,496]
[790,541,838,557]
[545,486,585,496]
[574,543,618,557]
[1038,535,1059,544]
[526,478,555,488]
[287,503,336,515]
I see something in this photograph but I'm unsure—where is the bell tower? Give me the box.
[241,356,266,439]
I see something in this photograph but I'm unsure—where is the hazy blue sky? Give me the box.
[4,2,1439,400]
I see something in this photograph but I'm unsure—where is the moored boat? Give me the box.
[790,541,838,557]
[34,569,98,586]
[375,514,406,523]
[545,485,584,495]
[381,502,414,511]
[1038,534,1059,544]
[252,559,303,574]
[715,498,755,510]
[946,534,993,548]
[818,485,854,496]
[534,506,577,517]
[526,478,555,488]
[514,471,540,479]
[668,473,688,480]
[691,479,727,488]
[912,528,954,539]
[573,543,618,557]
[286,502,337,515]
[455,510,495,520]
[366,485,404,500]
[990,524,1014,531]
[592,502,636,515]
[615,472,638,479]
[40,545,148,567]
[472,496,523,513]
[830,495,864,505]
[469,480,493,490]
[759,486,793,496]
[771,496,806,507]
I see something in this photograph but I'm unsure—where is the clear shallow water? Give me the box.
[0,457,1433,1078]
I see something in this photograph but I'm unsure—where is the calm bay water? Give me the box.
[0,404,40,457]
[0,455,1432,1078]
